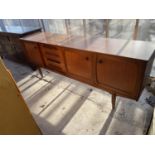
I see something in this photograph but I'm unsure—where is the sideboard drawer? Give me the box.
[40,44,61,57]
[40,44,66,72]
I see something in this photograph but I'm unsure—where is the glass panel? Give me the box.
[108,19,136,39]
[85,19,106,37]
[137,19,155,42]
[3,19,21,27]
[68,19,84,36]
[2,19,23,33]
[5,19,155,42]
[0,19,5,31]
[43,19,67,34]
[19,19,40,28]
[1,19,41,33]
[41,19,106,38]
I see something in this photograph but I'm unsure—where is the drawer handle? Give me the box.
[47,58,60,64]
[98,59,103,64]
[85,57,89,61]
[43,45,57,50]
[45,51,59,57]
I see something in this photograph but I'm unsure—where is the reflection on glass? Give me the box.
[20,19,40,28]
[108,19,136,39]
[2,19,23,32]
[0,19,41,33]
[85,19,106,37]
[42,19,106,38]
[68,19,84,36]
[2,19,40,30]
[3,19,21,27]
[1,19,155,42]
[137,19,155,42]
[43,19,67,34]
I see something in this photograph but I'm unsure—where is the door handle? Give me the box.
[85,57,89,61]
[98,59,103,64]
[34,46,38,49]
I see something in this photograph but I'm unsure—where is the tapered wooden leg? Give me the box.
[38,67,43,78]
[112,93,116,109]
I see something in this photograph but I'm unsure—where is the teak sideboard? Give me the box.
[20,32,155,109]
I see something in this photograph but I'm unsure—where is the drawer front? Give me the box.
[45,54,61,63]
[40,44,66,72]
[41,44,61,57]
[23,42,43,66]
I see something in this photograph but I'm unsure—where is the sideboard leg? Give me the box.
[112,93,116,109]
[38,67,43,79]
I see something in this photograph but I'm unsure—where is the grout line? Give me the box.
[38,82,73,115]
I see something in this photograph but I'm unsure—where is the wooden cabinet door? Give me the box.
[24,42,43,66]
[65,49,93,81]
[96,54,140,96]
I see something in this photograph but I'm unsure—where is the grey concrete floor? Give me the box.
[3,58,155,135]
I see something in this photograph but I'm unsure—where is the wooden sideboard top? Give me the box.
[21,32,155,61]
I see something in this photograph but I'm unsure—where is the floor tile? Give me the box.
[34,90,86,134]
[63,99,110,135]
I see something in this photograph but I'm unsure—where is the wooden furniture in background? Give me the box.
[21,32,155,109]
[0,26,41,61]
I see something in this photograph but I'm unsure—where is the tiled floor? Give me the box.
[3,58,154,135]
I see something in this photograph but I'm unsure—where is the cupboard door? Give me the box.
[96,54,139,95]
[65,50,93,81]
[24,42,43,66]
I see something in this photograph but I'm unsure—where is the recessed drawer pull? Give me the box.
[47,58,60,64]
[42,44,58,50]
[47,63,61,69]
[98,59,104,64]
[85,57,89,61]
[45,51,59,57]
[34,46,38,49]
[47,61,62,68]
[45,54,60,62]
